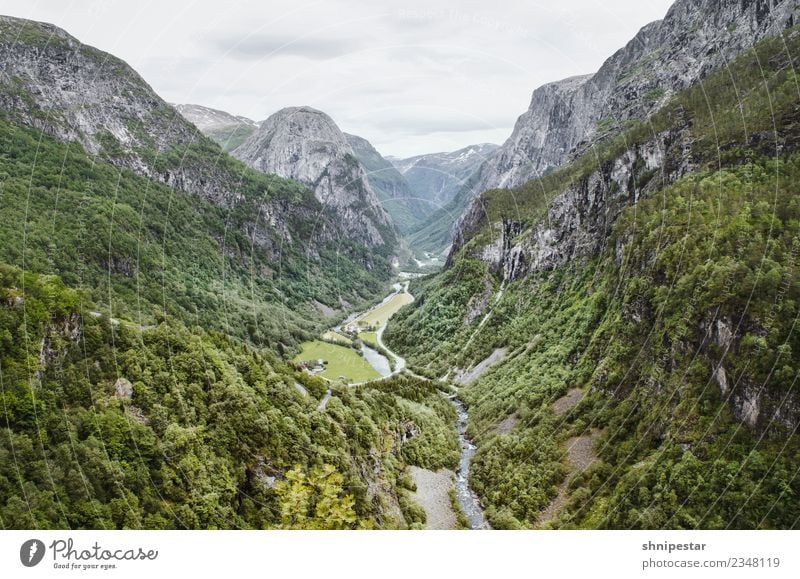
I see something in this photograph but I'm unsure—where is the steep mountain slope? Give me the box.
[470,0,800,196]
[386,22,800,529]
[344,133,427,234]
[233,106,397,251]
[0,15,394,346]
[0,16,454,531]
[0,15,239,207]
[175,103,257,152]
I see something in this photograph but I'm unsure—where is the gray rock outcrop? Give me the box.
[471,0,800,194]
[233,106,396,248]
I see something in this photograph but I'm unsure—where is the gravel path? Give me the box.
[408,466,457,529]
[317,389,331,411]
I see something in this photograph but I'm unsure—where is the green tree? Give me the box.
[275,464,358,530]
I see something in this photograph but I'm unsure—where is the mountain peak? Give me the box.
[233,106,396,249]
[471,0,800,193]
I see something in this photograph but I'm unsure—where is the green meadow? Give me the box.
[294,340,380,382]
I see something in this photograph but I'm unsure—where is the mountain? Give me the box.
[386,4,800,529]
[470,0,800,195]
[0,15,450,531]
[390,143,499,209]
[344,132,427,234]
[232,106,397,251]
[384,143,499,258]
[175,103,257,151]
[0,15,396,345]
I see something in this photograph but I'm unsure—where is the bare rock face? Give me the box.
[457,123,695,282]
[454,0,800,279]
[0,16,389,268]
[472,75,593,191]
[0,17,188,152]
[471,0,800,194]
[233,106,396,248]
[114,377,133,400]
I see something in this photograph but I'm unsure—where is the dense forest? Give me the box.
[0,263,459,528]
[385,27,800,528]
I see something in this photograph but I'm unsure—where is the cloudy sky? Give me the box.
[4,0,674,157]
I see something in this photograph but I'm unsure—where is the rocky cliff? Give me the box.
[0,15,397,326]
[0,16,278,210]
[233,106,397,249]
[456,0,800,277]
[462,122,695,280]
[472,0,800,193]
[438,20,800,442]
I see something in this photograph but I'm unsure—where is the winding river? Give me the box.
[321,278,489,529]
[451,396,490,529]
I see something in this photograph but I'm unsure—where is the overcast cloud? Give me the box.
[1,0,674,157]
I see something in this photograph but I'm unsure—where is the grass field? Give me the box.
[356,292,414,328]
[322,330,352,345]
[359,331,379,348]
[294,340,379,382]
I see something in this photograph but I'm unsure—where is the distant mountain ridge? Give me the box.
[176,98,499,245]
[389,143,499,210]
[343,133,430,234]
[175,103,258,151]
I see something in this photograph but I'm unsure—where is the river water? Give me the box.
[451,397,490,529]
[322,277,490,528]
[361,344,391,377]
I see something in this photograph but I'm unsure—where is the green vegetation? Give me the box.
[293,340,379,382]
[0,117,391,351]
[0,263,458,528]
[274,464,360,529]
[321,330,352,345]
[359,331,379,349]
[355,291,414,328]
[387,27,800,529]
[205,124,257,152]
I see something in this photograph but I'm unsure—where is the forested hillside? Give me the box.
[0,118,386,350]
[0,264,458,528]
[385,26,800,529]
[0,15,449,530]
[0,15,397,352]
